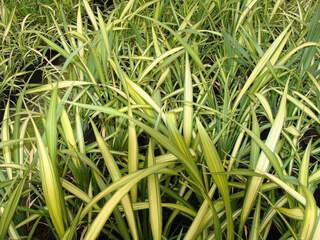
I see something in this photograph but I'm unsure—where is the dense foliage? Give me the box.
[0,0,320,239]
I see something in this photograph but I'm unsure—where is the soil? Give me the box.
[314,185,320,207]
[299,127,320,150]
[32,222,56,240]
[266,223,282,240]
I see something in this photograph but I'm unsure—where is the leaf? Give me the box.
[0,177,25,239]
[82,163,172,240]
[138,16,204,70]
[300,186,317,239]
[262,172,305,205]
[278,207,304,220]
[249,196,261,240]
[90,120,138,239]
[138,47,184,82]
[255,93,274,123]
[233,25,291,109]
[311,212,320,240]
[197,119,233,240]
[31,119,67,238]
[25,81,92,94]
[46,85,58,165]
[147,141,162,240]
[299,141,312,191]
[235,0,258,32]
[128,108,138,202]
[250,109,260,169]
[184,186,217,240]
[274,89,320,124]
[270,0,285,20]
[1,101,12,179]
[82,0,98,31]
[2,7,15,43]
[120,0,135,19]
[60,106,84,184]
[300,2,320,73]
[62,206,83,240]
[183,53,193,146]
[239,83,288,231]
[75,107,85,154]
[70,102,203,187]
[165,113,203,185]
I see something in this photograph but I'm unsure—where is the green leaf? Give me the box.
[183,53,193,146]
[300,186,317,239]
[91,120,138,239]
[197,119,234,240]
[31,118,67,238]
[0,177,25,239]
[233,25,291,109]
[147,141,162,240]
[240,83,288,231]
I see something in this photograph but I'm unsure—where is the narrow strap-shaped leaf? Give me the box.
[1,101,12,179]
[300,186,317,239]
[147,141,162,240]
[128,108,138,202]
[83,164,172,240]
[0,177,25,239]
[138,47,184,82]
[184,185,216,240]
[59,103,87,188]
[25,81,92,94]
[166,113,203,186]
[250,109,260,169]
[138,15,204,70]
[183,53,193,146]
[233,25,291,109]
[197,119,234,240]
[278,207,304,220]
[299,141,312,192]
[46,85,58,165]
[240,83,288,231]
[62,206,83,240]
[82,0,98,31]
[69,102,203,189]
[90,120,138,240]
[249,195,261,240]
[32,119,67,238]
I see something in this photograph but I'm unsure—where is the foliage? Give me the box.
[0,0,320,239]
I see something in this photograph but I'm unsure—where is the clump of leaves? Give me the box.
[1,0,320,239]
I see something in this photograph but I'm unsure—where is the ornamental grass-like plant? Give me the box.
[1,0,320,239]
